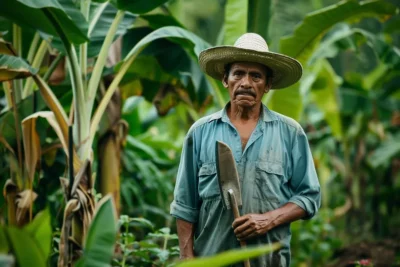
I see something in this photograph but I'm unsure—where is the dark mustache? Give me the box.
[234,89,256,98]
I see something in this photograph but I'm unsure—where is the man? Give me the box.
[170,33,321,266]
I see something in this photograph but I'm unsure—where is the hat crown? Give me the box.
[233,33,269,53]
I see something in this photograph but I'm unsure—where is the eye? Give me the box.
[232,71,243,78]
[252,73,261,81]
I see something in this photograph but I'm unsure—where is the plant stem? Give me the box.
[88,48,142,157]
[43,53,63,81]
[68,125,74,198]
[87,10,125,115]
[80,0,91,91]
[42,9,87,156]
[2,81,13,109]
[26,32,40,64]
[23,39,49,98]
[88,2,108,37]
[10,82,23,180]
[121,222,130,267]
[12,24,22,103]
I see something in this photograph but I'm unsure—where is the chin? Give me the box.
[236,101,257,108]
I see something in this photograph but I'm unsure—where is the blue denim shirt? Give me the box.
[170,104,321,266]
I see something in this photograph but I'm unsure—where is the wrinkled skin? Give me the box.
[222,62,271,119]
[232,203,306,241]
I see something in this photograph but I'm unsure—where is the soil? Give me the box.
[329,239,400,267]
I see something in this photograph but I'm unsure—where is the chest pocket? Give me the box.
[198,163,220,199]
[253,161,284,204]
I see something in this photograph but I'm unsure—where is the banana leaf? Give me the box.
[0,55,37,81]
[0,0,89,44]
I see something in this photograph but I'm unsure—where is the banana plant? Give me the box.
[269,0,396,121]
[0,40,40,227]
[0,0,165,265]
[0,0,226,265]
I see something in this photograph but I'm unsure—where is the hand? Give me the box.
[232,212,275,241]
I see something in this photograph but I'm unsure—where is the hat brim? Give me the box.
[198,46,303,89]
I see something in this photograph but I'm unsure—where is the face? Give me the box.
[223,62,271,109]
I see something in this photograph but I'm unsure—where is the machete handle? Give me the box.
[228,189,251,267]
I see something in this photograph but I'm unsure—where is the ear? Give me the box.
[264,79,272,93]
[222,75,229,88]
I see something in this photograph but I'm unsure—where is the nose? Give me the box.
[240,74,251,89]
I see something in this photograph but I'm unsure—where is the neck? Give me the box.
[228,102,262,122]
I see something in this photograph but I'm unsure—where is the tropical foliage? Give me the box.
[0,0,399,266]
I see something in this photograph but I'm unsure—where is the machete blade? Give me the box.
[216,140,242,210]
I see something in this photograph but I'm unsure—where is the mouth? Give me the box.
[234,89,256,98]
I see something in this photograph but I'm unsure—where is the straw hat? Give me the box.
[198,33,302,89]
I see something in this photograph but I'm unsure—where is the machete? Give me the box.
[216,141,250,267]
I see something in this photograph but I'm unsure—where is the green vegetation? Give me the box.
[0,0,399,266]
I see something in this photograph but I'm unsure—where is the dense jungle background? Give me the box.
[0,0,399,266]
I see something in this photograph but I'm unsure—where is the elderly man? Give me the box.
[170,33,321,266]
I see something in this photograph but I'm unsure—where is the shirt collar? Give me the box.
[208,102,278,123]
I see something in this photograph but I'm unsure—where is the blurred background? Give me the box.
[0,0,399,266]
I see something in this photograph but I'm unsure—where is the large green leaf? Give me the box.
[88,2,136,58]
[280,0,396,59]
[24,209,52,260]
[126,136,174,165]
[265,83,303,120]
[6,227,47,267]
[121,26,214,105]
[223,0,248,45]
[47,2,137,58]
[75,195,118,267]
[247,0,272,40]
[115,0,170,14]
[124,26,210,60]
[268,0,396,120]
[368,133,400,168]
[177,243,281,267]
[141,14,184,29]
[310,59,342,139]
[90,26,214,147]
[310,24,400,69]
[119,56,175,84]
[0,0,89,44]
[0,54,37,81]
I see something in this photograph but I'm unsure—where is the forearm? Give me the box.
[233,202,306,240]
[266,202,306,230]
[176,218,195,259]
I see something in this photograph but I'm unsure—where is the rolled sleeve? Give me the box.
[170,200,199,223]
[170,131,201,223]
[289,128,321,219]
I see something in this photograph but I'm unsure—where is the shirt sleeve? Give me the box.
[288,127,321,219]
[170,131,201,223]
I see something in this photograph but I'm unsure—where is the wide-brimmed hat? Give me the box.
[198,33,302,89]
